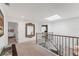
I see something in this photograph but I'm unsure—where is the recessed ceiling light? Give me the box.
[45,14,61,21]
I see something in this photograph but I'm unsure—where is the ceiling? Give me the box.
[2,3,79,22]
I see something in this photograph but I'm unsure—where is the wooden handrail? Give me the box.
[53,34,79,38]
[36,33,79,38]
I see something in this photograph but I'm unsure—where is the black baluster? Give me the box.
[62,36,64,56]
[36,33,37,44]
[57,36,59,55]
[77,38,78,56]
[65,37,67,56]
[68,37,70,56]
[72,38,74,56]
[59,36,61,55]
[58,36,61,55]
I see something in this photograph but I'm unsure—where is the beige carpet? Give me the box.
[8,37,17,45]
[16,40,57,56]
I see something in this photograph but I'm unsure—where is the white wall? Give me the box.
[47,17,79,37]
[18,20,42,43]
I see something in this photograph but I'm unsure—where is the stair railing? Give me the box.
[36,33,79,56]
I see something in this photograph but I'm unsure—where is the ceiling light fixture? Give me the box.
[45,14,61,21]
[21,16,25,18]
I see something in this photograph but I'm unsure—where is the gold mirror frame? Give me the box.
[0,10,4,37]
[25,23,35,38]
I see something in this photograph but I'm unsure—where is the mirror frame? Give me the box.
[25,23,35,38]
[0,10,4,37]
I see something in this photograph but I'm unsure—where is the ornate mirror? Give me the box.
[25,23,35,38]
[0,10,4,36]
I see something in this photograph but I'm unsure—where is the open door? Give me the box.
[42,25,48,33]
[8,22,18,45]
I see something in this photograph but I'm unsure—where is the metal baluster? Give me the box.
[58,36,61,55]
[77,38,78,56]
[55,36,57,54]
[54,35,58,50]
[52,33,53,40]
[59,36,61,55]
[57,36,59,55]
[68,37,70,56]
[65,37,67,56]
[55,36,57,49]
[72,38,74,56]
[62,36,64,56]
[36,33,37,44]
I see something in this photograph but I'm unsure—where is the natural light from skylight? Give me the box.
[45,14,61,21]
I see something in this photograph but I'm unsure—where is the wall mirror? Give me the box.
[25,23,35,38]
[0,10,4,36]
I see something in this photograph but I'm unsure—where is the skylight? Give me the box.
[45,14,61,21]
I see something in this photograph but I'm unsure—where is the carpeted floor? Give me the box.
[8,37,17,45]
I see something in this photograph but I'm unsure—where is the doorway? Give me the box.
[41,25,48,33]
[8,22,18,45]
